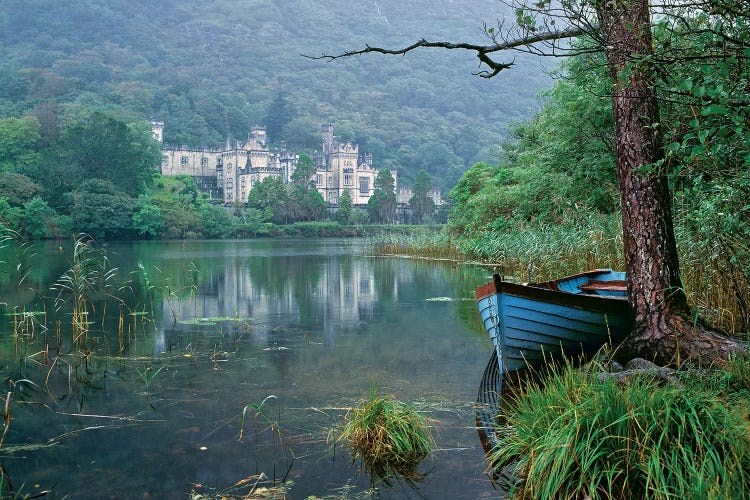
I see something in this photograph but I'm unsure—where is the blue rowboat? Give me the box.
[475,269,632,446]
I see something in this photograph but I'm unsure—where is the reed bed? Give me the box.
[370,212,749,334]
[339,390,434,484]
[369,228,466,261]
[490,362,750,500]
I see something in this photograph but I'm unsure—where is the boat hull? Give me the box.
[476,270,632,376]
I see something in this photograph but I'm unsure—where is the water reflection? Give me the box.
[0,239,498,498]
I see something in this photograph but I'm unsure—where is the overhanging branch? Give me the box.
[304,27,586,78]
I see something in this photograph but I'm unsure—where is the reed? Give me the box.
[726,347,750,393]
[339,389,434,484]
[51,234,120,348]
[370,229,466,261]
[371,212,748,334]
[490,362,750,499]
[240,395,295,485]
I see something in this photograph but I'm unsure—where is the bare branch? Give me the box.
[304,27,586,78]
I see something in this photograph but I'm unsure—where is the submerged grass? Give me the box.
[339,390,435,485]
[490,362,750,500]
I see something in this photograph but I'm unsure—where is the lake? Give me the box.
[0,238,500,498]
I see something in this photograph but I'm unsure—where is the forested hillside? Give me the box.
[0,0,553,189]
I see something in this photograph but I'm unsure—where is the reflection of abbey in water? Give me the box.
[157,257,407,346]
[154,122,395,207]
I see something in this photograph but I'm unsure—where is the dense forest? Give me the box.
[0,0,553,190]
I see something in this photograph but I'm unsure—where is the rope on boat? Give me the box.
[475,349,501,450]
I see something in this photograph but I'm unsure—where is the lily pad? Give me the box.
[201,316,251,322]
[5,311,46,317]
[179,319,217,326]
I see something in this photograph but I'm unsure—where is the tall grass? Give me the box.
[457,215,624,282]
[490,362,750,499]
[370,229,465,261]
[370,211,749,334]
[339,390,434,484]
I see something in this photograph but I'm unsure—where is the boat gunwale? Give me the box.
[475,271,630,317]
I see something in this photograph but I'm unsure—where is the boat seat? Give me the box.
[579,280,628,294]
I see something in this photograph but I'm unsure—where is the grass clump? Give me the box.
[340,390,434,484]
[491,363,750,500]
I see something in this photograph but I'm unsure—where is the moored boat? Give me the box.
[476,269,632,376]
[475,269,632,446]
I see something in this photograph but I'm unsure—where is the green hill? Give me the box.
[0,0,554,189]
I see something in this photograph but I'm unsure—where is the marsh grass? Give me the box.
[339,390,434,485]
[726,347,750,393]
[369,228,466,261]
[372,213,749,334]
[490,362,750,500]
[240,395,295,485]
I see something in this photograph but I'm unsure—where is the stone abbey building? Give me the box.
[154,122,394,206]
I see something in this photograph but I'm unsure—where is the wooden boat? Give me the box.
[475,269,632,446]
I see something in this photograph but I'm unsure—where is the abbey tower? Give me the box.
[157,123,394,206]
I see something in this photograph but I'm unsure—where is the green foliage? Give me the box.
[287,153,327,222]
[160,204,202,239]
[0,115,41,173]
[408,169,435,224]
[232,207,271,237]
[132,195,164,239]
[0,171,41,206]
[200,204,234,239]
[247,176,289,224]
[335,189,353,224]
[18,197,55,240]
[368,169,397,223]
[491,363,750,500]
[71,179,137,240]
[58,111,161,197]
[290,153,316,187]
[727,348,750,394]
[340,389,434,484]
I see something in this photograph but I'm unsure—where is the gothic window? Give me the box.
[359,177,369,194]
[316,174,323,186]
[344,174,353,186]
[180,156,189,166]
[201,157,208,167]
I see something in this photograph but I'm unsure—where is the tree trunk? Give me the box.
[596,0,741,366]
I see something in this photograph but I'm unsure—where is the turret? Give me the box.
[151,121,164,143]
[321,123,334,161]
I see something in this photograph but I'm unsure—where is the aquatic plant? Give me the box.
[50,234,120,346]
[339,389,434,485]
[135,364,165,391]
[240,395,295,485]
[490,363,750,500]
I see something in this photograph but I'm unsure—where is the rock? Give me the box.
[626,358,660,370]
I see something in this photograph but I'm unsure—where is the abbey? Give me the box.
[154,122,394,206]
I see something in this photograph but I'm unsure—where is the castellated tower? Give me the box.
[321,123,334,165]
[151,121,164,143]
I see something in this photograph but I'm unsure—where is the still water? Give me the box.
[0,238,498,498]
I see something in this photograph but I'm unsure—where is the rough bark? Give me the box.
[596,0,742,367]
